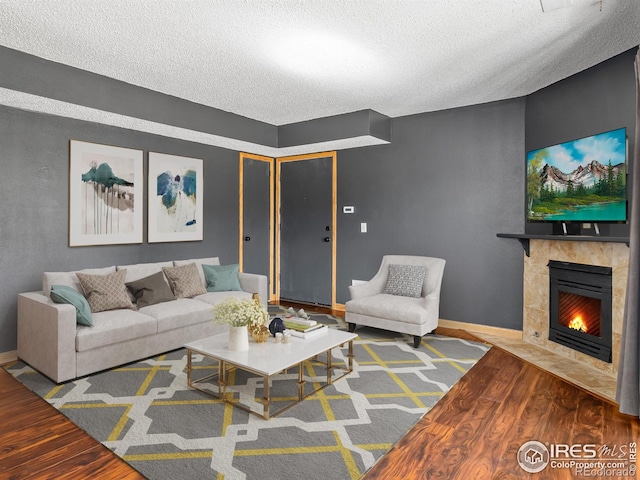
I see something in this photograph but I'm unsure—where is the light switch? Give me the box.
[343,206,355,214]
[360,222,367,233]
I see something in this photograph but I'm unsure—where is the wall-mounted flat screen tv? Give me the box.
[526,127,627,223]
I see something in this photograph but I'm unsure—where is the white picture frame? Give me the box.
[69,140,144,246]
[148,152,204,243]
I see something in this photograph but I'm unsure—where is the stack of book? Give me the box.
[283,317,328,339]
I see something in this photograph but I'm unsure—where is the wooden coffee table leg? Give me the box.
[327,349,333,385]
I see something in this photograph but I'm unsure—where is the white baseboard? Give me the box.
[438,318,522,340]
[0,350,18,365]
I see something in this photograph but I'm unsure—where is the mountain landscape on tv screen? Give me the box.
[527,128,627,222]
[539,160,625,193]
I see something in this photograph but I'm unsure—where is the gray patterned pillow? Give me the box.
[384,264,427,298]
[162,263,207,298]
[76,269,135,313]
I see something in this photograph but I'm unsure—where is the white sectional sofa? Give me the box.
[17,256,268,383]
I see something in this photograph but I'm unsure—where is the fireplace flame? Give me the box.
[569,315,587,333]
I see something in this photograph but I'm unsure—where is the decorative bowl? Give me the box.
[250,325,270,343]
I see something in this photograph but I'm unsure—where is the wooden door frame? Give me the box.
[239,152,276,302]
[275,151,337,309]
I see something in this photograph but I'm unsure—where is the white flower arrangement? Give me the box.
[212,297,267,327]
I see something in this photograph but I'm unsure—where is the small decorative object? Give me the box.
[275,332,283,343]
[212,297,267,351]
[250,324,270,343]
[248,293,269,342]
[283,331,292,344]
[269,317,286,337]
[286,307,309,319]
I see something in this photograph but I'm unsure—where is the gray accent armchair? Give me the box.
[345,255,446,348]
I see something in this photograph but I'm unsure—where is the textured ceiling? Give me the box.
[0,0,639,127]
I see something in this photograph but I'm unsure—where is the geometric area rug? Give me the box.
[5,309,489,480]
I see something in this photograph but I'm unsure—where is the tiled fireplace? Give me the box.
[523,239,629,378]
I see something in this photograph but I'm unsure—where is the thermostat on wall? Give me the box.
[343,206,355,214]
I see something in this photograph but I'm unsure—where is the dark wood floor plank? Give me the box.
[26,444,146,480]
[430,354,501,427]
[478,350,525,402]
[602,401,639,450]
[545,377,581,442]
[1,422,103,473]
[443,353,541,480]
[1,396,67,432]
[490,366,545,478]
[441,397,504,479]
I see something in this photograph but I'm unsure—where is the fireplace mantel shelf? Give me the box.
[497,233,630,257]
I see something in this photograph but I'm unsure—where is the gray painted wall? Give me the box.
[0,105,241,353]
[336,99,526,329]
[525,48,636,237]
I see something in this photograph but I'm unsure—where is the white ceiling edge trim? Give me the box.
[0,88,389,157]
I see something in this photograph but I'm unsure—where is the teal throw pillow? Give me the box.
[50,285,94,326]
[202,264,243,292]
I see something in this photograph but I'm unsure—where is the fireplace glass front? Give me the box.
[548,261,612,363]
[558,291,601,337]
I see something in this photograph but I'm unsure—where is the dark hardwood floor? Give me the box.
[2,305,638,479]
[0,367,145,480]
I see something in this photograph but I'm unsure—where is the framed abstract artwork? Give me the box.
[69,140,143,246]
[148,152,203,243]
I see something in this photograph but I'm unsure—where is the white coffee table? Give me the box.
[184,328,357,419]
